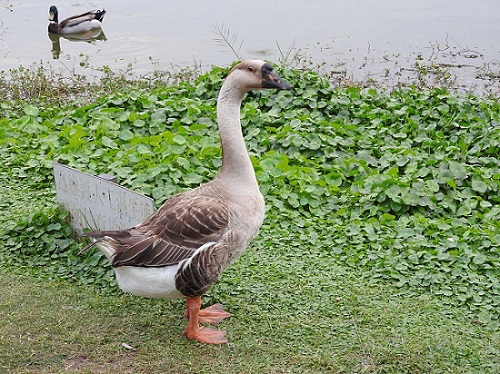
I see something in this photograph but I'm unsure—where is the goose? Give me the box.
[80,60,292,344]
[48,5,106,35]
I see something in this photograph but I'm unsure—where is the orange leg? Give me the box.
[182,296,229,344]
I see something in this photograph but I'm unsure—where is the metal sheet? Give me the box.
[53,163,154,233]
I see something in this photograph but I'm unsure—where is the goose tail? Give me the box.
[79,229,129,254]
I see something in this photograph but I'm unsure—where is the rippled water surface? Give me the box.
[1,0,499,91]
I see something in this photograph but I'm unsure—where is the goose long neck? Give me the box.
[216,83,258,187]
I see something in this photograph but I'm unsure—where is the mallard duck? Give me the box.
[48,5,106,35]
[80,60,292,344]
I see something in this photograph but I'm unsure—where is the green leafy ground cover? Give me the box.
[1,65,499,372]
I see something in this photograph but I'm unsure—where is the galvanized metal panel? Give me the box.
[53,163,155,233]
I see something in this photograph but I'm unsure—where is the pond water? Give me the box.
[1,0,499,93]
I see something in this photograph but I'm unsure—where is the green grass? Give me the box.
[1,268,498,373]
[1,63,499,372]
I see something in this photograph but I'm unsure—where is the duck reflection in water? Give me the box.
[48,30,107,60]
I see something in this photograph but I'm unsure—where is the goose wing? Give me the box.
[85,194,231,268]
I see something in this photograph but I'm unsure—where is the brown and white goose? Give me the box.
[80,60,291,344]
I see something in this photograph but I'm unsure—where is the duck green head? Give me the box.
[48,5,58,22]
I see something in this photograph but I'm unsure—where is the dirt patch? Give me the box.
[64,354,137,373]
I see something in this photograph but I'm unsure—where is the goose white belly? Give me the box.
[114,265,183,299]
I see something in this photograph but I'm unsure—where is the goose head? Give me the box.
[228,60,292,93]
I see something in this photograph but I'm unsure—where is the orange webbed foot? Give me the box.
[183,302,232,325]
[183,296,230,344]
[198,303,232,325]
[182,325,228,344]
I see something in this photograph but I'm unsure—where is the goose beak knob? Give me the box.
[261,63,292,90]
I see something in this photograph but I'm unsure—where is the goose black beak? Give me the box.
[261,63,292,90]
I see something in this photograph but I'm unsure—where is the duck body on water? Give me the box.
[48,5,106,35]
